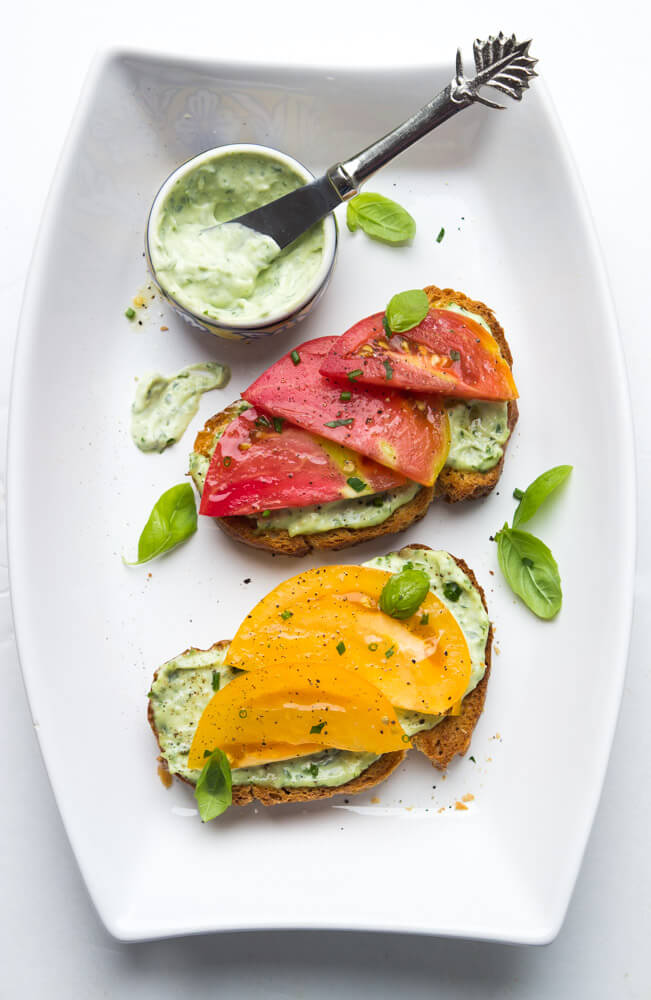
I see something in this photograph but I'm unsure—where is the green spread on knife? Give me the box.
[148,548,489,790]
[131,362,230,453]
[149,151,325,324]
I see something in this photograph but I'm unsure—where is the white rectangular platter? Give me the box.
[7,49,635,943]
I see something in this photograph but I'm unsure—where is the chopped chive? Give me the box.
[449,349,461,362]
[339,391,352,402]
[383,359,393,380]
[336,641,346,655]
[238,709,247,718]
[436,227,445,243]
[222,456,232,467]
[310,721,326,734]
[513,487,524,500]
[125,306,136,320]
[211,670,220,691]
[273,417,285,433]
[443,581,462,602]
[368,642,379,651]
[420,613,429,625]
[347,369,363,381]
[280,609,293,620]
[346,476,366,492]
[324,418,354,428]
[261,509,271,518]
[385,646,396,658]
[255,414,272,429]
[290,350,301,365]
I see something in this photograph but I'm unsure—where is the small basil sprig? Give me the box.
[194,749,232,822]
[379,568,430,620]
[346,193,416,245]
[385,289,429,334]
[512,465,572,527]
[495,464,572,619]
[127,483,197,565]
[495,525,562,620]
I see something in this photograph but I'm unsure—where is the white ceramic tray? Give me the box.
[7,49,634,943]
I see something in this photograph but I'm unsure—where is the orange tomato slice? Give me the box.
[221,743,322,769]
[187,660,406,769]
[226,566,471,714]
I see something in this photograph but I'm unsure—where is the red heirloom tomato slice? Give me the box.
[199,405,407,518]
[242,337,450,487]
[319,309,518,401]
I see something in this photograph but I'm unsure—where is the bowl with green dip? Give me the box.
[146,144,337,340]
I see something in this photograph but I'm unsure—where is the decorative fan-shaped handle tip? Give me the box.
[452,33,538,109]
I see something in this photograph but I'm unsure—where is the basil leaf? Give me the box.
[496,525,562,620]
[379,568,430,620]
[346,193,416,245]
[385,289,429,334]
[512,465,573,527]
[194,749,232,822]
[129,483,197,565]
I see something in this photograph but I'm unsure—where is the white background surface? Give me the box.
[1,1,648,996]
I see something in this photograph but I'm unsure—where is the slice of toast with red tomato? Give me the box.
[189,285,517,553]
[190,402,435,556]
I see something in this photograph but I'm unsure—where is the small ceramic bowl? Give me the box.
[145,143,338,341]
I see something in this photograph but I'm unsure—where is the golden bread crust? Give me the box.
[405,547,492,769]
[214,485,434,556]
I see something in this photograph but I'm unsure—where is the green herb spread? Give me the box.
[256,483,420,537]
[446,400,509,472]
[148,548,489,790]
[149,151,325,324]
[131,362,230,453]
[442,303,511,472]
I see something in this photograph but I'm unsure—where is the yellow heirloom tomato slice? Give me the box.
[226,566,471,714]
[217,743,322,769]
[187,660,406,769]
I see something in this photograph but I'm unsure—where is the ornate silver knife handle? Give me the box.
[328,33,538,199]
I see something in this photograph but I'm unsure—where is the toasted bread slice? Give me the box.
[148,549,491,806]
[190,287,516,552]
[424,285,519,503]
[191,405,434,557]
[148,640,406,807]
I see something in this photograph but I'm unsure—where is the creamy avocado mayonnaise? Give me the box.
[131,362,230,452]
[148,548,490,790]
[442,303,512,473]
[445,401,509,472]
[149,152,325,324]
[257,483,421,537]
